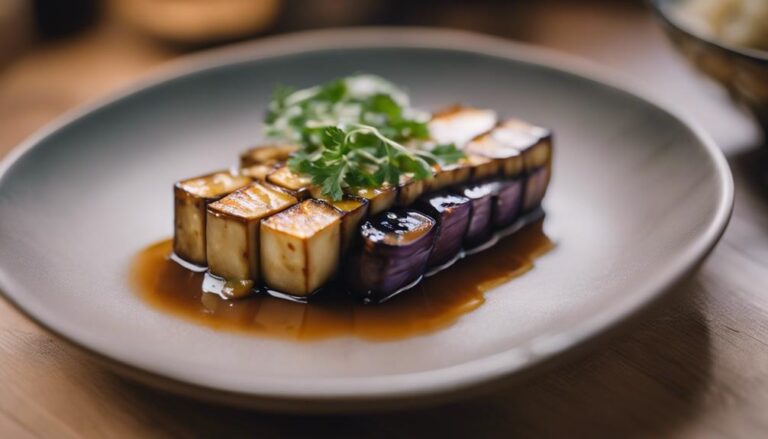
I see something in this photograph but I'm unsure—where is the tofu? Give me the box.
[492,119,553,211]
[260,200,343,297]
[329,196,369,255]
[397,174,426,207]
[173,171,252,266]
[465,153,501,182]
[206,183,297,286]
[239,144,297,167]
[348,185,397,216]
[266,166,314,200]
[492,119,552,171]
[428,106,498,146]
[430,162,472,191]
[465,132,524,178]
[240,164,275,180]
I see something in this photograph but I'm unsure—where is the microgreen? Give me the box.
[266,75,465,200]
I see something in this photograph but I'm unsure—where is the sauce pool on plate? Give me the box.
[131,219,553,341]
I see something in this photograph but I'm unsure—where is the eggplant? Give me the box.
[428,106,498,146]
[453,184,495,249]
[173,170,252,266]
[415,192,472,267]
[465,154,501,182]
[239,144,297,167]
[206,182,297,287]
[346,210,436,303]
[429,162,472,191]
[260,199,343,297]
[486,180,524,228]
[492,119,553,211]
[266,166,314,200]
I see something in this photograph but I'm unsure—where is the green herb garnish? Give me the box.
[266,75,465,200]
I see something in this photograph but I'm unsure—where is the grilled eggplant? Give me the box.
[173,171,252,266]
[346,210,436,303]
[416,192,472,267]
[487,180,524,228]
[239,144,297,167]
[206,183,297,288]
[492,119,552,211]
[260,199,343,297]
[454,184,495,248]
[428,106,498,146]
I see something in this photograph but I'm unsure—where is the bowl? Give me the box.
[651,0,768,134]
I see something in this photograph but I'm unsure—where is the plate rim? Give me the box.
[0,27,734,406]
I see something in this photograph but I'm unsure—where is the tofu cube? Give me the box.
[349,185,397,216]
[260,200,343,297]
[239,144,297,167]
[206,183,297,283]
[329,196,369,255]
[397,174,426,207]
[266,166,314,200]
[428,106,498,146]
[466,132,524,178]
[173,171,252,266]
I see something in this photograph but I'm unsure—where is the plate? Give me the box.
[0,28,733,412]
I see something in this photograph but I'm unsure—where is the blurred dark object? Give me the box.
[651,0,768,136]
[0,0,33,64]
[107,0,282,45]
[33,0,100,38]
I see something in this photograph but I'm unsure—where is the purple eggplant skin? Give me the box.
[522,166,550,212]
[454,184,495,248]
[487,179,524,228]
[346,209,436,303]
[415,192,472,267]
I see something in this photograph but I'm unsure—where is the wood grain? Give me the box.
[1,5,768,438]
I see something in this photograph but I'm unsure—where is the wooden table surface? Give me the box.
[2,4,767,438]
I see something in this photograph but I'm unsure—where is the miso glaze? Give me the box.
[131,219,553,341]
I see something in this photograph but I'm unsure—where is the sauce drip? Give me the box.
[131,219,553,341]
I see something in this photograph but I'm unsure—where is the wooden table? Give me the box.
[2,5,767,438]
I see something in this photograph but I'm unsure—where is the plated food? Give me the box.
[167,75,552,305]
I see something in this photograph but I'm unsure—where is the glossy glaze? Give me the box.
[132,219,553,341]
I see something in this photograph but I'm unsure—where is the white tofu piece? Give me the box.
[239,144,297,167]
[428,106,497,147]
[493,119,552,171]
[266,166,314,200]
[173,171,252,266]
[465,132,524,178]
[329,196,369,255]
[260,200,343,297]
[348,184,397,216]
[206,183,297,284]
[397,174,426,206]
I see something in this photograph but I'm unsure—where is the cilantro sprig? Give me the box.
[266,75,465,200]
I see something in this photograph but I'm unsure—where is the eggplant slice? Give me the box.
[415,192,472,268]
[173,170,252,266]
[239,144,297,167]
[454,184,495,249]
[428,106,498,146]
[346,210,437,303]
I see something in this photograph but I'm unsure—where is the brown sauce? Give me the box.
[131,219,553,341]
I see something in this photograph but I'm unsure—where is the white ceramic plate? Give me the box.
[0,29,732,412]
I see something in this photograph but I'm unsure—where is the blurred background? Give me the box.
[0,0,762,158]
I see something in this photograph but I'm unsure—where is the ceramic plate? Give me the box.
[0,29,732,412]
